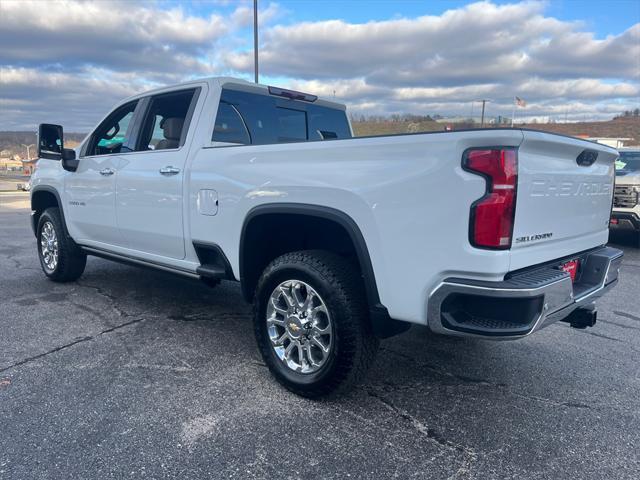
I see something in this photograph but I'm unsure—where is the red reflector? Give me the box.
[610,218,618,225]
[561,259,580,282]
[464,148,518,249]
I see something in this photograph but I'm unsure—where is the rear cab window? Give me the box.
[212,102,251,144]
[615,151,640,175]
[276,108,307,142]
[211,86,351,146]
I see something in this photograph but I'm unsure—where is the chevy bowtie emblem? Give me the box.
[289,323,301,332]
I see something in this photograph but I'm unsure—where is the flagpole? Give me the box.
[511,97,516,128]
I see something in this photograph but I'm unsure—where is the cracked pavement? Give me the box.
[1,192,639,479]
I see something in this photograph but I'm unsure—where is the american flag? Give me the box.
[515,96,527,107]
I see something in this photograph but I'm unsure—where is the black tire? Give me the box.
[253,250,379,397]
[37,207,86,282]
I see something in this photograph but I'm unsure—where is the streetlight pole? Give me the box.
[254,0,259,84]
[21,144,35,160]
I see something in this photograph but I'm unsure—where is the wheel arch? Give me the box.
[30,186,69,238]
[239,203,409,338]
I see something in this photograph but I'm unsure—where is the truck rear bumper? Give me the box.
[610,212,640,232]
[427,246,623,339]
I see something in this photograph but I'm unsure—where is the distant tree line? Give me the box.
[350,113,436,123]
[615,109,640,119]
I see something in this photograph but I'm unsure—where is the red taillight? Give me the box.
[463,148,518,249]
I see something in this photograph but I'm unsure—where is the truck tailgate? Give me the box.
[510,130,617,271]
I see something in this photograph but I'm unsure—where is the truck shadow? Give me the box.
[78,259,590,397]
[609,230,639,248]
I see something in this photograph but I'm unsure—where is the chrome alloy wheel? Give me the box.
[266,280,333,374]
[40,221,59,272]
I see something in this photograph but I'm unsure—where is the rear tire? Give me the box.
[253,250,379,397]
[37,207,86,282]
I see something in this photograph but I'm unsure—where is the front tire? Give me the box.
[37,207,86,282]
[254,250,378,397]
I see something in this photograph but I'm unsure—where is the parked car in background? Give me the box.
[17,179,31,192]
[611,148,640,244]
[30,77,623,396]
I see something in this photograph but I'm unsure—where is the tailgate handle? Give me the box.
[576,149,598,167]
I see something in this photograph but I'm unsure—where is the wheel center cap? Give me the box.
[286,315,304,339]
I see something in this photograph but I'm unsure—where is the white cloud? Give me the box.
[222,1,639,121]
[0,0,638,130]
[0,0,228,73]
[0,67,151,130]
[225,1,582,83]
[231,2,283,28]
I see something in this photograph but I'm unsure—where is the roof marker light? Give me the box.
[268,86,318,102]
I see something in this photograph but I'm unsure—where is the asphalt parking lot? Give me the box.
[0,175,29,193]
[1,192,639,479]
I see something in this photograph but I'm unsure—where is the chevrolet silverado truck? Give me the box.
[31,77,623,397]
[611,148,640,245]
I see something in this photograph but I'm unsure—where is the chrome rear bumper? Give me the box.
[427,246,623,339]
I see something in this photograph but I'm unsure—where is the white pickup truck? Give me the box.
[611,148,640,244]
[32,77,623,396]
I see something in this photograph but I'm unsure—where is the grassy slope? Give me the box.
[352,117,640,145]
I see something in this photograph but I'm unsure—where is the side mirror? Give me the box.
[38,123,64,160]
[62,148,79,172]
[37,123,79,171]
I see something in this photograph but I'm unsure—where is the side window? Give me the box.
[307,107,351,140]
[87,101,137,156]
[216,87,352,145]
[136,89,196,151]
[212,102,250,144]
[276,107,307,142]
[222,90,275,145]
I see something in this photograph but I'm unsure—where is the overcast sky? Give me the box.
[1,0,638,131]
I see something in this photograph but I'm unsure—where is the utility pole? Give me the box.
[21,144,35,160]
[254,0,259,83]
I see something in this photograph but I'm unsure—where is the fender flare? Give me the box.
[240,203,409,338]
[30,185,70,239]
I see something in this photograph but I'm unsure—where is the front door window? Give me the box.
[87,101,138,156]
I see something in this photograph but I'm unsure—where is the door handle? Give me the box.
[159,166,181,176]
[99,168,114,176]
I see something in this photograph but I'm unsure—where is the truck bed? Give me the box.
[189,128,618,324]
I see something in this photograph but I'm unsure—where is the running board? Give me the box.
[195,265,227,279]
[81,246,200,279]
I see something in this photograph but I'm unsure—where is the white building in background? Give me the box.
[586,137,633,149]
